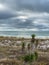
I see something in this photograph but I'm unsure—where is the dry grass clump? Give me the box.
[0,59,22,65]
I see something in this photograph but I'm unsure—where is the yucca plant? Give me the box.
[31,34,35,43]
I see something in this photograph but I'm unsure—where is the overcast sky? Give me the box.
[0,0,49,31]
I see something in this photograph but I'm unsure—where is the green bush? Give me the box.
[24,54,34,62]
[23,52,38,62]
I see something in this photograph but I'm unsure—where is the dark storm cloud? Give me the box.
[0,0,49,31]
[16,0,49,12]
[0,11,16,19]
[1,0,49,12]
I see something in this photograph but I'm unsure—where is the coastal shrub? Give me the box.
[23,52,38,62]
[24,54,34,62]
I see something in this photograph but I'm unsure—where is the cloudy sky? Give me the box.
[0,0,49,31]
